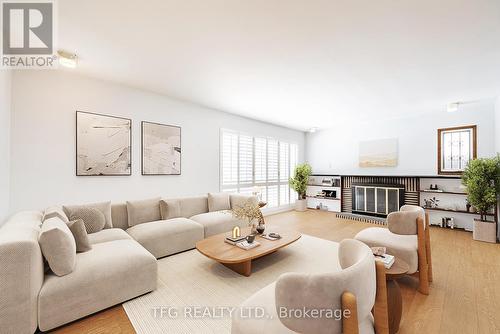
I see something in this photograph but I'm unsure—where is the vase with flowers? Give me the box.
[230,200,263,235]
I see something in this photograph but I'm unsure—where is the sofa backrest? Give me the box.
[109,193,258,230]
[111,203,129,230]
[177,195,209,218]
[0,211,45,334]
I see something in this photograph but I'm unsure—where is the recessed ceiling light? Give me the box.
[447,102,460,113]
[57,50,78,68]
[308,127,319,133]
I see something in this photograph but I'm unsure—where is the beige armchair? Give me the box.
[231,239,390,334]
[355,205,433,295]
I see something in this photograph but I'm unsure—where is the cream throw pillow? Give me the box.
[63,201,113,229]
[126,197,161,227]
[208,193,231,212]
[67,219,92,252]
[159,199,181,220]
[39,217,76,276]
[67,207,106,234]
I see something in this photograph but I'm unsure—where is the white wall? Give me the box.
[10,71,305,213]
[495,96,500,153]
[306,100,496,175]
[0,72,11,224]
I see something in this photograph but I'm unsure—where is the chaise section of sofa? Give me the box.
[38,238,157,331]
[127,218,204,258]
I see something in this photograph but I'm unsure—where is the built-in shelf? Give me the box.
[306,196,341,201]
[419,190,467,195]
[423,207,495,217]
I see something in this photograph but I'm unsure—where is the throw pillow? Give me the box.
[43,206,69,222]
[67,219,92,252]
[126,197,161,227]
[67,207,106,234]
[208,193,231,212]
[159,199,181,220]
[63,201,113,229]
[39,217,76,276]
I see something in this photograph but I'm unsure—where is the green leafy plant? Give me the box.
[289,163,312,200]
[461,156,500,222]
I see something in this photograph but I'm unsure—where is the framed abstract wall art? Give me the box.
[142,121,181,175]
[76,111,132,176]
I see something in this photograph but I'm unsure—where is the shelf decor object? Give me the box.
[462,156,500,243]
[76,111,132,176]
[141,121,181,175]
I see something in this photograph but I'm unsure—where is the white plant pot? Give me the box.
[473,219,497,243]
[295,199,307,212]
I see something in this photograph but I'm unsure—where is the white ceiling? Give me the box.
[58,0,500,131]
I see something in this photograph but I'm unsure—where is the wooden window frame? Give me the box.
[437,125,477,175]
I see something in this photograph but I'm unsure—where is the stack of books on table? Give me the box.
[235,240,260,250]
[224,236,260,250]
[371,247,395,269]
[224,236,246,245]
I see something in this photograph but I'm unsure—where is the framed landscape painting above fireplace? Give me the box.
[359,138,398,167]
[142,121,181,175]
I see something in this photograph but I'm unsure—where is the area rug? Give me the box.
[123,234,340,334]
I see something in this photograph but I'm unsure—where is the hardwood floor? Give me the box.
[50,210,500,334]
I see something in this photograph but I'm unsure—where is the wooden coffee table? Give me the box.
[385,258,409,334]
[196,230,301,277]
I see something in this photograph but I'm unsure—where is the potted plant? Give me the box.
[289,163,312,211]
[462,156,500,243]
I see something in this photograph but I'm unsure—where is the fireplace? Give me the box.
[351,183,405,217]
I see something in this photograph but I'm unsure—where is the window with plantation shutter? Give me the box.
[220,129,299,209]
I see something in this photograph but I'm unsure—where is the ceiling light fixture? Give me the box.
[447,102,460,113]
[57,50,78,68]
[308,127,319,133]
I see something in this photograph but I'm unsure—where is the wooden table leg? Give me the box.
[223,261,252,277]
[387,279,403,334]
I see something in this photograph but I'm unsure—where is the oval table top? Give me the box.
[196,229,301,264]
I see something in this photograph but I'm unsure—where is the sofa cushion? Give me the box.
[67,219,92,252]
[355,227,419,273]
[126,218,204,258]
[178,195,209,218]
[127,197,161,227]
[111,203,129,230]
[87,228,132,245]
[63,201,113,229]
[229,194,258,209]
[39,217,76,276]
[38,239,157,331]
[208,193,231,212]
[43,206,69,222]
[160,199,181,220]
[67,207,106,234]
[190,211,246,237]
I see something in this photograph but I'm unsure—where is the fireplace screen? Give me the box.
[352,184,404,217]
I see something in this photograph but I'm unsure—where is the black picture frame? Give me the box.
[76,111,132,176]
[141,121,182,175]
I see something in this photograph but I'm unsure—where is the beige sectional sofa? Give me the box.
[0,193,256,334]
